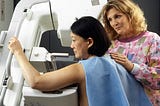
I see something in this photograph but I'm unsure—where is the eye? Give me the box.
[108,14,122,22]
[108,18,112,22]
[114,14,122,19]
[72,39,76,42]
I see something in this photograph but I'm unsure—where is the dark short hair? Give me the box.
[71,16,111,56]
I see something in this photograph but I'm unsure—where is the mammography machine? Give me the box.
[0,0,107,105]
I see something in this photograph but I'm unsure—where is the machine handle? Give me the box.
[0,9,27,106]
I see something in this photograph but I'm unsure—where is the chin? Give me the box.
[75,55,79,59]
[116,31,122,35]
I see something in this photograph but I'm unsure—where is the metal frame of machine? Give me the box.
[0,0,106,105]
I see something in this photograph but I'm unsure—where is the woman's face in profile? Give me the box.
[70,32,89,59]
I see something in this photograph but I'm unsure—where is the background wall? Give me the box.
[133,0,160,35]
[0,0,13,32]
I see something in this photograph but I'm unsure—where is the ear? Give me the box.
[87,37,94,48]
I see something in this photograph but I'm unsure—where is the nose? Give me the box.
[110,19,118,27]
[70,42,73,48]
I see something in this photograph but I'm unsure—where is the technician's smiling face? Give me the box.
[70,32,89,60]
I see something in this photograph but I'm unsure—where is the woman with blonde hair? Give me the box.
[99,0,160,105]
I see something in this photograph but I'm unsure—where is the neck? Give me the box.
[118,31,139,40]
[81,55,95,60]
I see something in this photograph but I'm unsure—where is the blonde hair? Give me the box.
[98,0,147,40]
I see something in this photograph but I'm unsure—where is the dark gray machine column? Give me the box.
[133,0,160,35]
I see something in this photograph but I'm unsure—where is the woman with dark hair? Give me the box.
[98,0,160,105]
[8,16,151,106]
[8,16,111,106]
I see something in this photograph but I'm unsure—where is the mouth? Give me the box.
[115,26,121,31]
[114,27,122,33]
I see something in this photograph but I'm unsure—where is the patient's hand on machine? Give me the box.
[8,37,23,55]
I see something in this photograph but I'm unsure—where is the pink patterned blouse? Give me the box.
[108,31,160,106]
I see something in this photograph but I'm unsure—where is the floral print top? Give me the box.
[108,31,160,106]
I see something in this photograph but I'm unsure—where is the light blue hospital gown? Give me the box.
[79,54,152,106]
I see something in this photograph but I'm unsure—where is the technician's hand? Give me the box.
[110,52,134,72]
[8,37,23,55]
